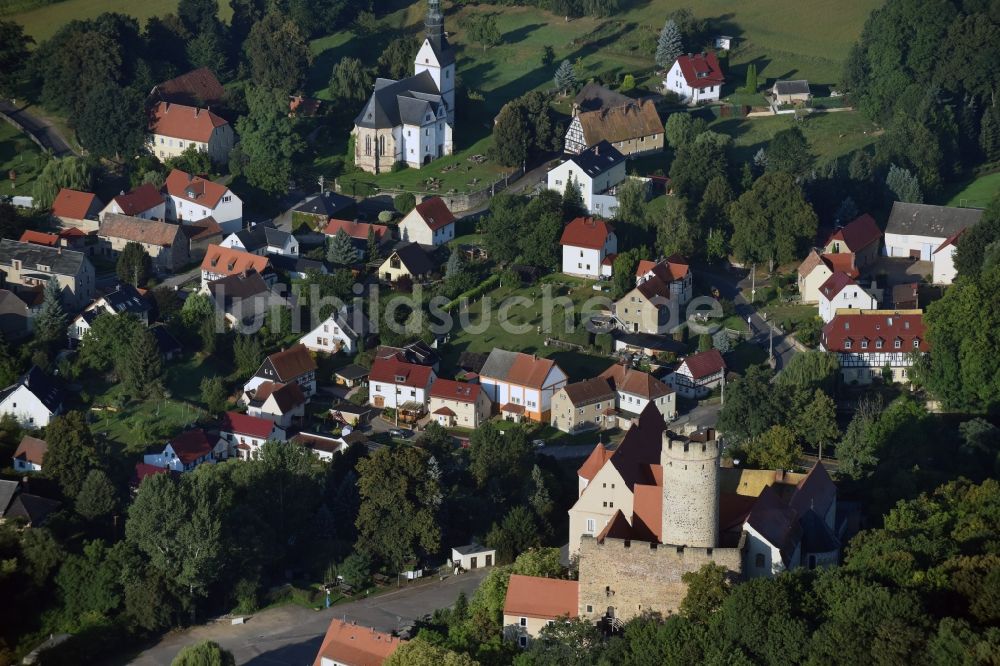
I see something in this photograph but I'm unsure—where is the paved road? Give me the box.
[132,569,488,666]
[0,100,76,156]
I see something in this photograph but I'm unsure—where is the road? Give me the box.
[131,568,488,666]
[0,100,76,157]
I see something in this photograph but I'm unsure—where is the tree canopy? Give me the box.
[729,172,818,270]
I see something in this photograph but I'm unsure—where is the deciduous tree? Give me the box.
[0,20,33,97]
[75,469,119,521]
[234,86,305,194]
[171,640,235,666]
[245,12,311,92]
[729,172,818,270]
[329,56,372,103]
[116,241,152,287]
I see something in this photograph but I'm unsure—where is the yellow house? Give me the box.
[148,101,234,165]
[428,378,491,428]
[503,574,578,649]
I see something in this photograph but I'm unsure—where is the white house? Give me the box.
[12,435,46,473]
[242,381,306,429]
[143,429,223,472]
[884,202,982,270]
[821,310,928,384]
[547,141,627,217]
[99,183,166,221]
[219,411,287,461]
[932,231,961,285]
[817,272,878,323]
[221,223,298,257]
[451,544,496,570]
[368,356,436,410]
[164,168,243,233]
[0,366,62,428]
[398,197,456,246]
[243,344,318,399]
[664,52,725,104]
[69,283,152,343]
[665,349,726,399]
[599,363,676,422]
[479,349,568,423]
[300,305,371,356]
[559,217,617,279]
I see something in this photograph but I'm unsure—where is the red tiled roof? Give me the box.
[599,364,673,400]
[824,214,882,253]
[252,381,306,412]
[632,470,663,541]
[164,169,230,208]
[818,271,857,301]
[935,228,964,253]
[638,256,689,282]
[151,101,229,143]
[413,197,456,231]
[51,188,100,220]
[681,349,726,380]
[133,462,172,485]
[312,619,404,666]
[19,230,59,247]
[14,435,47,466]
[797,249,825,279]
[168,429,214,464]
[429,378,482,403]
[503,574,578,620]
[674,52,725,89]
[369,357,434,388]
[323,218,390,240]
[821,311,928,353]
[821,253,859,279]
[596,510,636,541]
[265,344,317,381]
[433,406,456,416]
[560,217,614,250]
[501,402,525,414]
[58,227,86,238]
[201,244,270,277]
[111,183,163,216]
[221,411,277,439]
[154,67,225,107]
[578,443,613,481]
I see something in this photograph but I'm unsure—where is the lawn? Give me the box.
[0,121,47,197]
[943,171,1000,209]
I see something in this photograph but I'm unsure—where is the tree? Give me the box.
[327,229,360,265]
[729,172,819,271]
[44,411,101,498]
[656,196,697,257]
[200,376,227,414]
[75,469,119,521]
[32,157,96,210]
[655,19,682,69]
[553,59,577,94]
[337,552,372,588]
[746,425,802,470]
[519,191,564,269]
[35,277,68,345]
[384,638,477,666]
[742,63,758,93]
[491,102,530,167]
[121,327,163,399]
[245,12,311,92]
[177,0,218,35]
[186,23,229,76]
[664,112,694,148]
[171,640,235,666]
[794,389,839,457]
[833,197,859,226]
[486,505,541,564]
[697,174,734,230]
[620,73,636,92]
[542,45,555,66]
[611,248,644,300]
[680,562,731,622]
[466,14,501,51]
[980,105,1000,162]
[885,164,923,203]
[234,86,305,194]
[55,539,126,626]
[526,617,604,665]
[329,56,372,102]
[116,241,152,287]
[954,196,1000,278]
[233,334,262,380]
[78,313,141,372]
[166,144,212,175]
[775,351,839,393]
[717,365,785,444]
[366,226,380,264]
[765,127,814,178]
[669,138,728,201]
[394,192,416,215]
[835,394,882,479]
[561,176,586,220]
[0,21,33,97]
[377,36,420,80]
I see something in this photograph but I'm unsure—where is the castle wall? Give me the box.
[577,535,743,622]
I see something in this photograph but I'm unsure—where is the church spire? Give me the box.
[425,0,446,52]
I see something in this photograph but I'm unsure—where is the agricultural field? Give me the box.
[943,171,1000,209]
[0,122,46,197]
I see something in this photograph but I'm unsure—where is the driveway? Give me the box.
[131,568,488,665]
[0,100,76,156]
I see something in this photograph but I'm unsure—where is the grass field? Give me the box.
[944,171,1000,209]
[0,122,46,197]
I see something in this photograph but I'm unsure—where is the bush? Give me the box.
[377,210,395,223]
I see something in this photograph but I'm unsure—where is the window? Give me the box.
[876,340,883,349]
[518,636,527,648]
[861,340,868,349]
[913,339,920,349]
[586,605,593,613]
[755,553,765,568]
[519,617,527,626]
[586,518,596,533]
[894,339,901,349]
[844,340,852,349]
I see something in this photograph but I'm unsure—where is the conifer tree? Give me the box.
[35,276,68,345]
[886,164,923,203]
[655,19,683,69]
[121,327,163,399]
[980,106,1000,162]
[366,226,380,264]
[327,229,360,265]
[562,176,586,219]
[553,60,577,94]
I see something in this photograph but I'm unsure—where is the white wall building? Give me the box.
[547,141,627,218]
[0,367,62,428]
[559,217,617,279]
[817,273,878,323]
[368,356,436,410]
[164,169,243,233]
[883,202,982,277]
[300,306,371,356]
[664,53,725,104]
[398,197,456,246]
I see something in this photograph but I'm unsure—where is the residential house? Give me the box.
[821,214,882,268]
[329,401,373,427]
[451,543,496,570]
[368,355,436,411]
[149,101,235,165]
[292,431,346,462]
[219,411,287,461]
[243,381,306,429]
[202,270,290,330]
[269,254,327,280]
[292,191,356,229]
[0,366,62,427]
[376,340,440,371]
[821,309,927,384]
[613,257,692,334]
[559,217,617,279]
[244,344,318,398]
[221,223,298,257]
[665,349,726,399]
[50,188,103,232]
[18,231,60,248]
[503,575,579,648]
[164,169,243,233]
[334,365,369,389]
[151,67,225,108]
[179,217,224,262]
[817,272,878,323]
[143,429,223,472]
[797,249,859,304]
[550,377,617,433]
[398,197,456,246]
[69,283,153,342]
[933,230,963,285]
[0,239,95,309]
[573,82,633,113]
[312,618,404,666]
[97,214,189,272]
[479,349,568,423]
[771,80,812,105]
[0,479,61,527]
[892,282,920,309]
[564,98,664,157]
[0,290,30,340]
[378,243,435,283]
[546,141,628,217]
[300,305,371,355]
[13,435,46,473]
[884,202,982,281]
[322,219,392,256]
[199,244,272,288]
[664,53,725,104]
[599,363,676,422]
[99,183,166,221]
[428,378,492,428]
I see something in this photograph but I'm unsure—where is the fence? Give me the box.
[336,165,526,213]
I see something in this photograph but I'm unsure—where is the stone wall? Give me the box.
[577,535,743,621]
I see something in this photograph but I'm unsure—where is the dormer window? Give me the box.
[395,374,406,382]
[913,339,920,349]
[894,339,901,349]
[876,339,883,349]
[844,340,852,349]
[861,340,868,349]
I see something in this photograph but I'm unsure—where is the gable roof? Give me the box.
[201,244,270,277]
[228,224,292,253]
[560,377,616,406]
[150,101,229,143]
[745,485,802,564]
[14,435,47,466]
[824,214,882,253]
[577,100,664,146]
[680,349,726,380]
[207,268,271,301]
[934,228,964,254]
[99,214,182,247]
[0,366,62,413]
[180,216,224,242]
[262,344,317,381]
[818,271,857,301]
[312,619,403,666]
[369,356,434,388]
[251,381,306,413]
[99,283,152,315]
[325,305,371,341]
[0,239,88,277]
[886,202,983,240]
[821,252,859,279]
[386,243,434,276]
[773,79,810,95]
[599,364,673,400]
[19,230,59,247]
[789,462,837,518]
[578,442,613,481]
[637,256,689,283]
[797,249,826,279]
[560,217,614,250]
[566,140,626,177]
[0,480,18,514]
[294,191,355,218]
[355,71,444,129]
[110,183,164,216]
[429,378,482,403]
[153,67,225,107]
[674,52,725,88]
[4,493,61,525]
[323,219,390,240]
[167,429,214,464]
[51,188,101,220]
[574,82,632,112]
[221,411,277,439]
[503,575,579,620]
[164,169,231,208]
[821,310,928,353]
[480,349,562,389]
[412,197,456,231]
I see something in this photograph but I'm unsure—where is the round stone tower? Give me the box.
[660,428,720,548]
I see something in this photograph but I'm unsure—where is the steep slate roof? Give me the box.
[0,480,19,514]
[388,243,434,276]
[323,219,390,240]
[789,462,837,518]
[674,52,725,88]
[412,197,456,231]
[599,364,673,400]
[560,217,614,250]
[886,202,983,240]
[51,188,101,219]
[821,311,928,352]
[577,100,664,145]
[326,305,371,341]
[14,435,47,466]
[312,619,403,666]
[168,429,214,464]
[566,140,626,177]
[560,377,616,406]
[503,575,579,619]
[262,344,317,381]
[100,283,152,316]
[164,169,230,208]
[480,349,561,389]
[824,214,882,252]
[0,239,88,277]
[152,67,225,107]
[294,191,355,218]
[574,82,632,112]
[250,381,305,412]
[680,349,726,380]
[429,378,482,403]
[229,224,292,252]
[221,411,276,439]
[4,493,61,525]
[201,244,270,277]
[19,231,59,247]
[355,71,444,129]
[110,183,164,216]
[818,271,857,301]
[0,366,62,413]
[99,214,182,247]
[369,356,434,388]
[745,485,802,565]
[606,404,665,490]
[150,101,228,143]
[773,79,811,95]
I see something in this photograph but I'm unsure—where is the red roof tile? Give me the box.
[560,217,614,250]
[58,227,87,238]
[413,197,456,231]
[168,429,214,464]
[151,101,229,143]
[323,218,390,240]
[51,188,99,219]
[599,364,673,400]
[680,349,726,380]
[19,230,59,247]
[312,619,404,666]
[111,183,163,216]
[154,67,225,107]
[821,311,928,353]
[821,253,859,279]
[201,244,270,277]
[429,378,482,403]
[578,443,613,481]
[674,52,725,89]
[265,345,317,381]
[369,357,434,388]
[165,169,230,208]
[818,271,857,301]
[433,406,456,416]
[14,435,47,466]
[221,411,277,439]
[824,214,882,253]
[503,574,578,620]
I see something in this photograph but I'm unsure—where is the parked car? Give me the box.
[390,428,414,439]
[532,439,546,448]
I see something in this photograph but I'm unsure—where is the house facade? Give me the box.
[479,349,568,423]
[244,344,318,398]
[97,214,189,272]
[219,411,287,461]
[771,80,811,105]
[221,224,298,257]
[398,197,456,246]
[550,377,617,433]
[50,188,104,232]
[378,244,434,283]
[559,217,617,279]
[199,244,271,288]
[503,575,579,648]
[13,436,46,473]
[143,429,223,472]
[664,53,725,104]
[428,378,492,428]
[243,381,306,429]
[546,141,628,217]
[821,214,882,268]
[614,258,692,335]
[164,169,243,233]
[300,305,371,355]
[884,201,981,263]
[564,98,664,157]
[666,349,727,398]
[99,183,166,222]
[148,101,235,165]
[0,239,95,309]
[599,363,676,422]
[817,272,878,323]
[821,309,927,384]
[0,366,62,428]
[368,356,436,410]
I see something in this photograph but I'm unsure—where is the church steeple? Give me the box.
[425,0,446,53]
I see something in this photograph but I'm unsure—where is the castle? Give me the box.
[352,0,455,174]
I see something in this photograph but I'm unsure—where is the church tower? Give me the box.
[414,0,456,124]
[660,428,720,548]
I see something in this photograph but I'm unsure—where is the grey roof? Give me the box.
[480,348,519,381]
[886,202,983,240]
[270,254,325,275]
[0,479,18,514]
[0,239,89,277]
[150,324,182,356]
[568,140,626,177]
[390,243,435,276]
[332,305,371,341]
[799,510,840,555]
[293,191,355,218]
[773,79,810,95]
[355,71,445,129]
[574,82,632,112]
[0,366,62,413]
[335,364,370,380]
[207,270,288,322]
[101,284,152,316]
[232,224,292,253]
[4,493,61,524]
[453,543,493,556]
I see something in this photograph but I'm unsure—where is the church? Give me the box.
[353,0,456,174]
